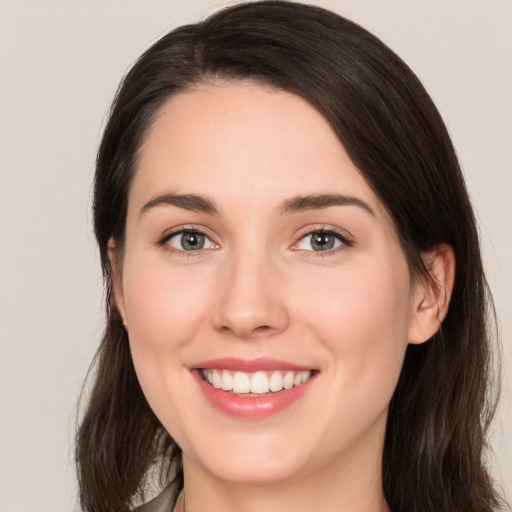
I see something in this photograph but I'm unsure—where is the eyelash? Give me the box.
[292,226,353,256]
[157,225,353,256]
[157,226,216,256]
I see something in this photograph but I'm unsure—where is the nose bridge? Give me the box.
[213,243,289,338]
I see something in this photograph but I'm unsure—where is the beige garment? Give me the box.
[134,484,177,512]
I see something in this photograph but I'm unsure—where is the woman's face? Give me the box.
[113,82,427,486]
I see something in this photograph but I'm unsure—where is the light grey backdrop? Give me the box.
[0,1,510,510]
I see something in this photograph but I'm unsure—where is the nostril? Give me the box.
[254,325,272,332]
[219,323,276,338]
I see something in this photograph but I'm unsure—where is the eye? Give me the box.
[295,230,348,252]
[165,230,216,252]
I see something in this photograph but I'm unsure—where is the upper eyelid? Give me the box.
[295,225,353,242]
[158,227,218,255]
[164,229,212,242]
[156,224,353,249]
[159,225,215,242]
[291,226,354,253]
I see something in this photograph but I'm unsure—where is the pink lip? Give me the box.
[191,357,314,372]
[190,358,318,420]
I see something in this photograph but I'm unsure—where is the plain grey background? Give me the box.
[0,1,510,510]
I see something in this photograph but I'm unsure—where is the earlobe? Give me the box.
[107,238,128,327]
[408,244,455,345]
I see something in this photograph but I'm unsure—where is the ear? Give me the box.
[107,237,128,327]
[408,244,455,345]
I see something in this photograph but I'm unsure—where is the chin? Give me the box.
[185,431,313,485]
[203,456,305,486]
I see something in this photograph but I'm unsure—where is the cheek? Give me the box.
[295,258,412,399]
[119,254,215,438]
[122,256,212,352]
[119,252,219,419]
[299,255,411,334]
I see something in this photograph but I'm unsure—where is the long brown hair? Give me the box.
[76,2,505,510]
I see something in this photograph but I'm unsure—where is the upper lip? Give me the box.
[191,357,316,372]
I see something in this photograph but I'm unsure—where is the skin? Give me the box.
[110,81,454,512]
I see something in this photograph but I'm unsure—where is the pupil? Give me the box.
[182,232,204,250]
[312,233,334,251]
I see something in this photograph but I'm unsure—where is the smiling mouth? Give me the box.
[199,369,316,396]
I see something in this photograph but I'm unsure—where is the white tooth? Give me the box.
[293,372,302,386]
[208,372,214,385]
[212,370,221,389]
[232,371,251,393]
[269,371,284,392]
[301,370,311,383]
[250,371,270,394]
[221,371,233,391]
[283,371,294,390]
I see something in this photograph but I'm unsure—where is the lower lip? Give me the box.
[192,370,316,419]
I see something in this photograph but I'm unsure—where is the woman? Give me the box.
[75,2,506,511]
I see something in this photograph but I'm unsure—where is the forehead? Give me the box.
[131,81,387,221]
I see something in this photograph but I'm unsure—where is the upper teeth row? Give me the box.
[202,369,312,394]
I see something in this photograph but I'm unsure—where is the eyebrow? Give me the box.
[279,193,375,217]
[140,192,375,218]
[140,193,220,216]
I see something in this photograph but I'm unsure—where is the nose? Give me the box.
[212,250,290,340]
